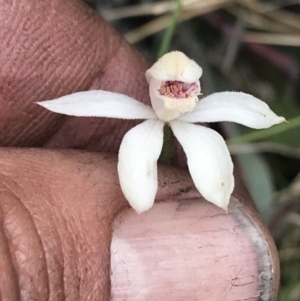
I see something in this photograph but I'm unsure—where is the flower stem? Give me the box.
[158,124,175,164]
[226,115,300,145]
[157,0,182,59]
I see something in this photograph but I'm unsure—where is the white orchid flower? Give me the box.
[37,51,285,214]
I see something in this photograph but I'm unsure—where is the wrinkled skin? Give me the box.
[0,0,150,151]
[0,1,276,300]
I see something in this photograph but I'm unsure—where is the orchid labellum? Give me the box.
[37,51,285,213]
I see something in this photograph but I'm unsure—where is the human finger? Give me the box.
[0,148,279,300]
[0,0,149,152]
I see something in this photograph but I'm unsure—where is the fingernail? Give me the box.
[110,199,273,300]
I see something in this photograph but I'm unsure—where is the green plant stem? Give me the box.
[227,115,300,145]
[156,0,181,163]
[157,0,182,59]
[158,125,174,164]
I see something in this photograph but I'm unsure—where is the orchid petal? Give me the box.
[170,121,234,210]
[118,119,164,213]
[179,92,286,128]
[37,90,156,119]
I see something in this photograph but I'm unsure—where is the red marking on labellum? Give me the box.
[158,81,199,99]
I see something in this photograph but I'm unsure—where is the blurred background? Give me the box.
[83,0,300,299]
